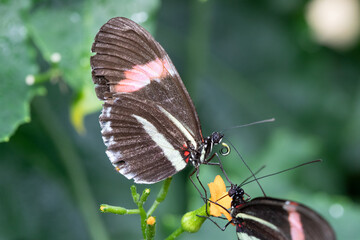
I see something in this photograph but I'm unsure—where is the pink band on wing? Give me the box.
[116,79,149,92]
[284,201,305,240]
[115,58,170,93]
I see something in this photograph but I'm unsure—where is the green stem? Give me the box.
[131,185,140,203]
[100,204,140,215]
[33,98,109,240]
[138,188,151,239]
[140,188,151,203]
[165,227,184,240]
[147,177,172,217]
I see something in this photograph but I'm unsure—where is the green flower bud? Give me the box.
[181,204,209,233]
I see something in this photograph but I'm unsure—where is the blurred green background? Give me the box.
[1,0,360,239]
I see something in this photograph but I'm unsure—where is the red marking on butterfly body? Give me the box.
[181,143,191,163]
[234,203,244,208]
[115,58,170,93]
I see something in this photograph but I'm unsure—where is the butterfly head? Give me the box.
[228,184,247,208]
[210,132,224,144]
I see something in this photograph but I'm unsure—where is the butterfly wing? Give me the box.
[91,17,203,183]
[234,197,336,240]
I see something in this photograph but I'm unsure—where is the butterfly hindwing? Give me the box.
[100,94,195,183]
[234,197,336,240]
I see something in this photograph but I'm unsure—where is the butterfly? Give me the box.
[216,183,336,240]
[90,17,226,184]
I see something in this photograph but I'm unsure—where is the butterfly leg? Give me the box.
[188,168,208,205]
[196,214,232,231]
[196,167,209,201]
[204,153,233,185]
[201,153,233,215]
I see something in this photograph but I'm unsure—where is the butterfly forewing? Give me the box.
[91,17,202,139]
[91,17,203,183]
[234,197,336,240]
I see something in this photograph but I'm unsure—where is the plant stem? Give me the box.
[165,227,184,240]
[100,204,140,215]
[138,189,150,239]
[33,97,109,240]
[131,185,140,203]
[147,177,172,217]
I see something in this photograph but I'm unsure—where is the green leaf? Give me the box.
[27,0,160,132]
[0,0,45,142]
[27,2,89,90]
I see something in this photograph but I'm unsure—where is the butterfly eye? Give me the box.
[220,142,230,156]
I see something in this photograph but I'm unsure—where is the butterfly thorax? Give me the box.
[187,132,224,168]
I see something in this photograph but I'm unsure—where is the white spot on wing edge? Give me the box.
[101,121,115,147]
[102,135,116,148]
[118,166,136,180]
[132,114,186,171]
[101,121,113,134]
[102,107,111,118]
[106,149,122,163]
[157,106,197,148]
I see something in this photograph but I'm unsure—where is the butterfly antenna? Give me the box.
[215,192,231,202]
[220,118,275,133]
[224,137,267,197]
[225,165,266,188]
[239,165,266,187]
[242,159,322,186]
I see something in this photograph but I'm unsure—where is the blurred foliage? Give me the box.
[0,0,160,140]
[0,0,43,142]
[1,0,360,239]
